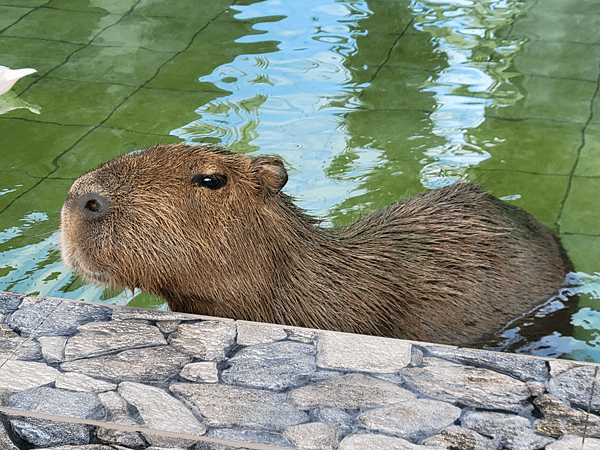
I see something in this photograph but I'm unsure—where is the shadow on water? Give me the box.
[471,274,600,363]
[470,284,580,359]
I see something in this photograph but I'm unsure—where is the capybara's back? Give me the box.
[60,144,573,345]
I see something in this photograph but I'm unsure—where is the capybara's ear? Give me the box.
[251,157,288,196]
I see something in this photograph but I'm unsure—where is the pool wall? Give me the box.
[1,292,600,449]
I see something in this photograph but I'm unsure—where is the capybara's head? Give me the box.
[60,144,288,300]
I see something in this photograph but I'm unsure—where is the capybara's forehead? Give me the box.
[118,144,242,168]
[72,144,246,192]
[89,144,250,180]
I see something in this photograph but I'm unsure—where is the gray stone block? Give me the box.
[7,299,111,337]
[34,446,115,450]
[422,425,496,450]
[286,328,317,343]
[111,306,198,321]
[236,322,287,346]
[284,422,338,450]
[9,418,92,448]
[168,321,236,361]
[156,319,181,334]
[222,341,316,391]
[38,335,68,363]
[545,436,600,450]
[7,387,105,448]
[61,345,192,382]
[312,407,354,434]
[316,331,411,373]
[181,362,219,383]
[118,381,206,447]
[96,390,145,448]
[462,410,554,450]
[534,394,600,438]
[358,399,461,440]
[55,372,117,393]
[548,365,600,411]
[196,428,294,449]
[63,319,167,361]
[7,386,105,419]
[0,292,23,314]
[400,357,530,413]
[423,345,550,382]
[288,373,415,409]
[339,433,445,449]
[170,382,308,432]
[0,323,42,360]
[0,360,60,391]
[0,421,19,450]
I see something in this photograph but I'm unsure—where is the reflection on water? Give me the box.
[173,0,371,217]
[0,0,599,361]
[413,0,526,188]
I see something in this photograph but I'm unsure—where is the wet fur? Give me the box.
[61,144,573,345]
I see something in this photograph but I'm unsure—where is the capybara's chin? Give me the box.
[60,144,573,345]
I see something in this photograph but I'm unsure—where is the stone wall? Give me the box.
[1,291,600,449]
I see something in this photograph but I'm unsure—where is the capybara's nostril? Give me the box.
[77,192,111,219]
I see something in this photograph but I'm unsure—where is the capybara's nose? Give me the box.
[75,192,111,219]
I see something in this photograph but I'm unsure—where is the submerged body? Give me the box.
[60,144,573,345]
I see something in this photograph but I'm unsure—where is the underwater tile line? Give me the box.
[136,83,228,95]
[1,0,141,93]
[39,0,143,79]
[0,116,92,129]
[532,38,600,48]
[44,73,141,89]
[358,17,415,93]
[0,0,239,217]
[0,1,45,35]
[555,57,600,234]
[42,4,118,18]
[523,72,600,85]
[572,174,600,181]
[78,43,186,55]
[0,168,51,182]
[0,35,86,48]
[485,113,591,127]
[473,168,569,178]
[66,0,239,124]
[42,72,223,91]
[488,0,522,63]
[562,232,600,239]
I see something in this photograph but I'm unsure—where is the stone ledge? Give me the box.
[1,291,600,450]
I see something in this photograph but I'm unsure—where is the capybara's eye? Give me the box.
[85,199,101,212]
[191,174,227,190]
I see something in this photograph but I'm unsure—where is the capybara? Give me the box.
[60,144,573,345]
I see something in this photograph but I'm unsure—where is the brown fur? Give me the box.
[60,144,573,345]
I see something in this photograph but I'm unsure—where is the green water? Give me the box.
[1,0,599,361]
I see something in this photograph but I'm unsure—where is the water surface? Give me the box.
[1,0,599,361]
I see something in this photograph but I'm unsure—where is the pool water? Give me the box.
[1,0,599,361]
